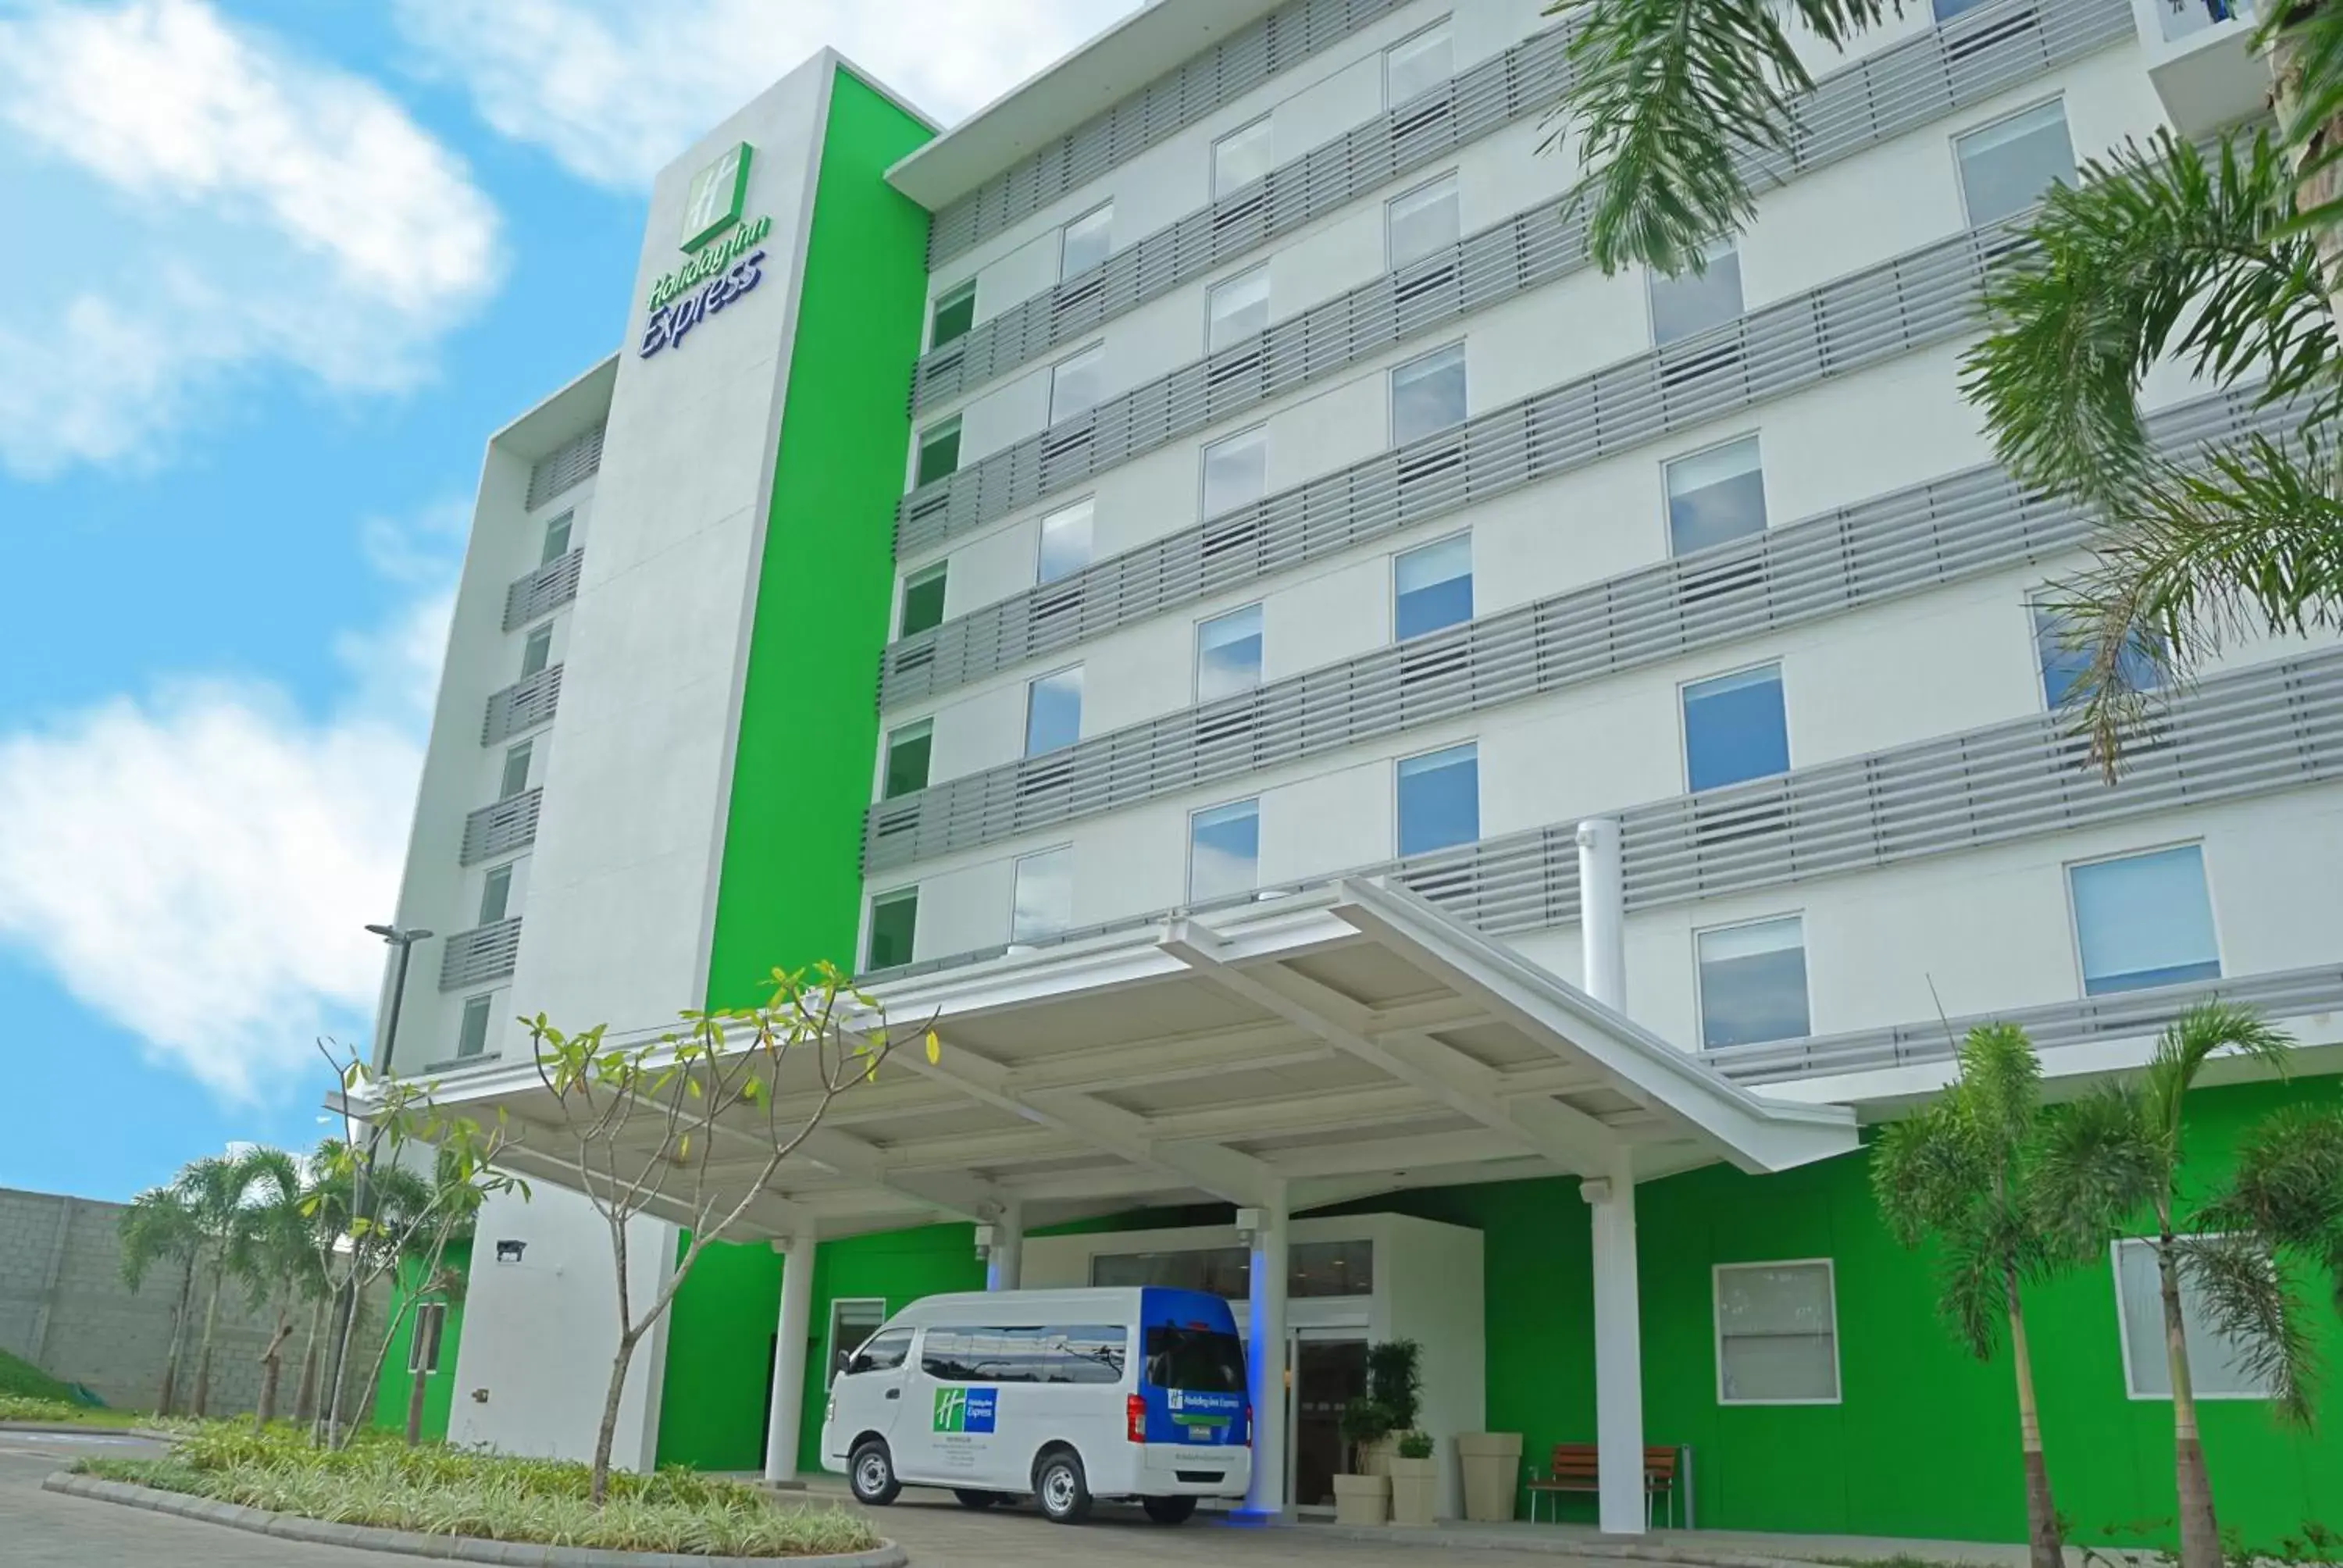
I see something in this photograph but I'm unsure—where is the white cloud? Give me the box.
[390,0,1141,190]
[0,0,501,476]
[0,511,460,1102]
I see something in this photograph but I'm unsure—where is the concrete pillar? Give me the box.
[762,1234,817,1485]
[1576,818,1627,1011]
[1582,1147,1644,1534]
[982,1205,1023,1292]
[1239,1202,1289,1520]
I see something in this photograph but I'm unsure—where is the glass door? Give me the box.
[1286,1332,1367,1512]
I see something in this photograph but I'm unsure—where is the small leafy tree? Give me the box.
[118,1185,202,1415]
[2035,1001,2343,1568]
[524,961,929,1503]
[1872,1023,2071,1568]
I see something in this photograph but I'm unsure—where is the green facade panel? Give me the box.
[369,1239,469,1443]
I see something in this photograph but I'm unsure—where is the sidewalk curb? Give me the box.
[41,1472,909,1567]
[1295,1521,1838,1568]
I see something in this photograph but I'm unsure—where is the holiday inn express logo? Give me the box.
[932,1386,997,1434]
[640,140,773,357]
[680,142,752,252]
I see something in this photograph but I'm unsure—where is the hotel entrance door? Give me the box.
[1287,1334,1367,1511]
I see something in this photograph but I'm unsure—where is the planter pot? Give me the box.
[1359,1435,1399,1477]
[1457,1431,1523,1523]
[1388,1455,1439,1527]
[1332,1472,1390,1527]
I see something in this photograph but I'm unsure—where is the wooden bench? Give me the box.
[1525,1443,1681,1527]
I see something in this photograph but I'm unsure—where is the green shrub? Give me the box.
[1396,1430,1435,1461]
[79,1435,878,1558]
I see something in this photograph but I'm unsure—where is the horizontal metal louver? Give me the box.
[504,549,584,633]
[866,384,2281,868]
[460,788,543,867]
[908,0,2127,416]
[482,666,562,747]
[873,647,2343,990]
[1712,962,2343,1085]
[440,918,522,991]
[928,0,1418,268]
[526,425,605,511]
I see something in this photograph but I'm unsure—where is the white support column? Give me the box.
[1576,818,1627,1010]
[1582,1148,1645,1534]
[1239,1202,1289,1520]
[982,1203,1023,1292]
[762,1234,817,1486]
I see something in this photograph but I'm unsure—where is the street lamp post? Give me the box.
[318,922,432,1443]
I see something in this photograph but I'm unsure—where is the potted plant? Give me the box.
[1332,1395,1393,1525]
[1361,1339,1422,1476]
[1389,1429,1439,1527]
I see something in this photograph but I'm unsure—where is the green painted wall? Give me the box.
[369,1239,469,1441]
[655,64,934,1473]
[1361,1078,2343,1547]
[789,1222,988,1474]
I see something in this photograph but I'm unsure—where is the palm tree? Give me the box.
[175,1151,279,1420]
[227,1148,322,1429]
[1539,0,2343,777]
[2034,1001,2343,1568]
[1872,1023,2070,1568]
[117,1185,202,1416]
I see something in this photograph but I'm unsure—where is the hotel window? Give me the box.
[2069,845,2220,996]
[407,1301,448,1374]
[497,743,533,801]
[1050,344,1106,424]
[866,889,918,971]
[1385,20,1453,106]
[1391,342,1468,447]
[881,720,932,800]
[1208,268,1272,351]
[479,864,514,926]
[1189,797,1261,902]
[1387,174,1461,270]
[540,511,574,565]
[1397,743,1478,856]
[519,625,552,679]
[1956,99,2075,228]
[1038,499,1094,585]
[930,278,977,349]
[1715,1260,1840,1404]
[1696,915,1810,1049]
[1666,436,1768,557]
[899,561,947,636]
[1196,604,1264,700]
[1649,241,1745,347]
[1202,426,1269,517]
[1011,846,1075,944]
[455,995,494,1060]
[1213,116,1276,197]
[1683,663,1788,792]
[1393,533,1473,642]
[1061,202,1113,278]
[915,416,962,486]
[2035,602,2163,710]
[1025,666,1084,757]
[2113,1238,2275,1399]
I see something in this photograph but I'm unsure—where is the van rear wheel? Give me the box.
[1032,1449,1092,1523]
[952,1489,1002,1509]
[1142,1495,1198,1524]
[848,1440,900,1506]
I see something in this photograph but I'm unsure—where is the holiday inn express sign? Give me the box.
[641,141,772,358]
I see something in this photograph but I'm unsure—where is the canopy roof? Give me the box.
[433,878,1857,1241]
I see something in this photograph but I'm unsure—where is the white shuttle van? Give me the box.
[820,1285,1252,1524]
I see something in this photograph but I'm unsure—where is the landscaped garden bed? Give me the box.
[71,1424,888,1560]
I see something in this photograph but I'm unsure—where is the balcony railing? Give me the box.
[460,788,541,866]
[483,665,562,746]
[505,549,583,633]
[440,918,521,990]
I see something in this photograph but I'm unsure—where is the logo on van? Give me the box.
[933,1387,997,1434]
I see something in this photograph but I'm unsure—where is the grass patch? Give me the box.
[73,1425,879,1559]
[0,1396,149,1428]
[0,1349,82,1403]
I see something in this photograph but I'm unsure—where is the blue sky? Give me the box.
[0,0,1133,1202]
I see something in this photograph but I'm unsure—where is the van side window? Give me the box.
[920,1324,1128,1384]
[847,1328,912,1375]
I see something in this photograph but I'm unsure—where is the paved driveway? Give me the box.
[0,1434,1603,1567]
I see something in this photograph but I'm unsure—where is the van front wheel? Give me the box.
[1142,1495,1197,1524]
[1032,1449,1092,1524]
[849,1440,900,1506]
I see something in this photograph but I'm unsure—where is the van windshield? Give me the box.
[1143,1324,1246,1393]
